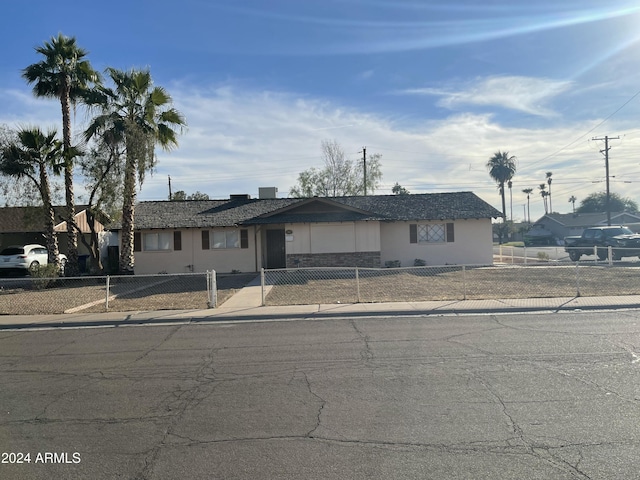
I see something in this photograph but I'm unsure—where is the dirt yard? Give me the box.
[0,273,257,315]
[2,265,640,315]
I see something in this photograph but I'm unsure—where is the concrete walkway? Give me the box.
[2,291,640,330]
[215,274,267,308]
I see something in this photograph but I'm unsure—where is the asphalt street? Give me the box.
[2,311,640,479]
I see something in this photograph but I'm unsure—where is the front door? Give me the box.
[266,229,286,269]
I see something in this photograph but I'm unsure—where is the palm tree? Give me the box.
[545,171,553,213]
[569,195,577,213]
[539,184,548,214]
[22,34,99,275]
[84,68,185,274]
[0,127,63,267]
[486,151,517,221]
[522,188,533,223]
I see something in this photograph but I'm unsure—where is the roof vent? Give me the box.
[230,194,251,200]
[259,187,278,199]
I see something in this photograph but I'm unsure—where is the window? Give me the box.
[143,232,172,251]
[174,231,182,251]
[410,223,454,244]
[202,229,249,249]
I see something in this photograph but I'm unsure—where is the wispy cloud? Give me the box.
[3,81,640,221]
[401,76,573,116]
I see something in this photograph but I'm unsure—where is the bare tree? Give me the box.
[290,139,382,197]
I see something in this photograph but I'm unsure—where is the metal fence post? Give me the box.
[575,263,581,297]
[210,270,217,308]
[261,268,266,307]
[355,266,361,303]
[105,275,110,311]
[523,246,527,265]
[462,265,467,300]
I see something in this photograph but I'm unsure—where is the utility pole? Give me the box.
[362,146,367,196]
[592,136,619,226]
[168,175,172,201]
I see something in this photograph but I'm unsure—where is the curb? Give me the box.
[2,301,640,330]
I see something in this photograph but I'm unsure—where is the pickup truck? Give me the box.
[564,226,640,261]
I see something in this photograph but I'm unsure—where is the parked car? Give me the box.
[564,226,640,261]
[0,244,67,275]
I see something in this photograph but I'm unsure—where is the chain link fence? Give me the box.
[262,263,640,306]
[0,272,217,316]
[3,261,640,315]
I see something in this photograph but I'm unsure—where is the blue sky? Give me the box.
[2,0,640,221]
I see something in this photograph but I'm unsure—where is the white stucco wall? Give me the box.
[129,218,493,273]
[285,222,380,255]
[380,219,494,267]
[132,228,259,274]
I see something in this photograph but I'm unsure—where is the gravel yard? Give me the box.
[264,264,640,305]
[0,273,257,315]
[2,264,640,315]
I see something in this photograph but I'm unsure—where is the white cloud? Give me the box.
[401,75,573,116]
[3,81,640,222]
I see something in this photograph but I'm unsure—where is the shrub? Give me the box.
[537,251,550,261]
[29,264,60,289]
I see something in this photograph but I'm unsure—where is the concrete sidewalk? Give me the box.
[2,293,640,330]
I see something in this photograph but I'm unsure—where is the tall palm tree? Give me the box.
[84,68,185,274]
[569,195,577,213]
[0,128,63,267]
[545,171,553,213]
[539,184,548,214]
[22,34,99,275]
[522,188,533,223]
[486,151,517,221]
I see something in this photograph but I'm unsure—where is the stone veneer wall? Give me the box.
[286,251,381,268]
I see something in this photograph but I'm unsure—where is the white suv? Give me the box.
[0,244,67,275]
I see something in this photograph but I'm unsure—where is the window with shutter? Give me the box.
[174,231,182,251]
[202,230,210,250]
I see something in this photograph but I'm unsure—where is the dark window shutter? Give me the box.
[446,223,455,242]
[202,230,210,250]
[134,232,141,252]
[240,229,249,249]
[174,231,182,251]
[409,224,417,244]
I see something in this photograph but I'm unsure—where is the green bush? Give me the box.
[29,264,60,289]
[537,251,550,261]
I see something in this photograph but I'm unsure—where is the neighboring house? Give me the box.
[111,191,501,274]
[0,205,110,267]
[531,212,640,242]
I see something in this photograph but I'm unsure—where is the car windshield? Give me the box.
[0,247,24,255]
